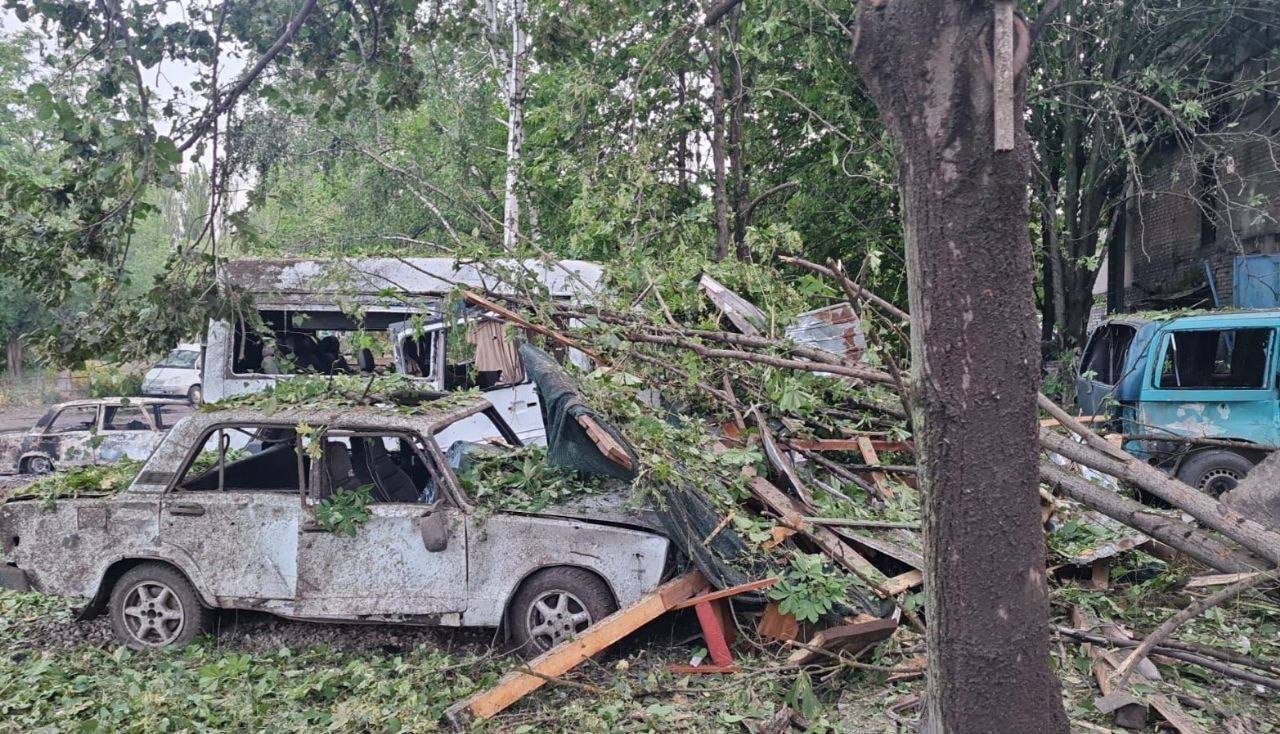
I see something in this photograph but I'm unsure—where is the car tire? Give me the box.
[23,456,53,475]
[1176,450,1255,497]
[508,567,617,656]
[108,562,210,650]
[187,384,202,405]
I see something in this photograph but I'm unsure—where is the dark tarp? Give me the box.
[518,342,639,481]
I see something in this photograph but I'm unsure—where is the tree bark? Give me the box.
[853,4,1069,732]
[501,0,529,251]
[706,30,732,262]
[726,6,751,261]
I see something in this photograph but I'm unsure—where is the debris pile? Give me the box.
[444,256,1280,730]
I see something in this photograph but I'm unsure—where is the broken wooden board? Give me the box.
[856,435,893,499]
[575,413,635,470]
[1149,695,1208,734]
[758,602,801,642]
[444,571,705,727]
[699,272,767,335]
[786,618,898,665]
[1185,571,1267,589]
[881,570,923,596]
[1071,607,1155,730]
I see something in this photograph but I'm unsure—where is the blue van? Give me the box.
[1075,310,1280,495]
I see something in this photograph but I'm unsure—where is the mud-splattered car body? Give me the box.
[0,398,192,475]
[0,396,669,639]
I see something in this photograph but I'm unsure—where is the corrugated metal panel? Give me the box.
[785,303,867,363]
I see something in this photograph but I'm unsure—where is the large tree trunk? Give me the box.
[726,6,751,261]
[853,4,1069,732]
[706,31,732,262]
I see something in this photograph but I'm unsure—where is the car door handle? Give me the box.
[167,503,206,516]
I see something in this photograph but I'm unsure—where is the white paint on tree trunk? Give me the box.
[502,0,529,250]
[993,1,1015,151]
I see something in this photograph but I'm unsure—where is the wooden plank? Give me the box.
[1071,607,1149,730]
[881,570,923,596]
[445,571,705,725]
[575,414,635,470]
[788,438,914,454]
[857,436,893,499]
[757,602,800,641]
[672,577,777,609]
[786,618,899,665]
[1149,695,1207,734]
[1185,571,1265,589]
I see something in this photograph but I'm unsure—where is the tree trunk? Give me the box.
[4,338,21,380]
[853,4,1069,733]
[707,31,732,262]
[727,6,751,261]
[501,0,528,251]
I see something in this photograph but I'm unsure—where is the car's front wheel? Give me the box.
[508,567,617,655]
[108,562,209,649]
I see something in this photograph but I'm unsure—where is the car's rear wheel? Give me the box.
[508,567,616,655]
[108,563,209,649]
[187,384,202,405]
[23,456,53,475]
[1176,449,1255,497]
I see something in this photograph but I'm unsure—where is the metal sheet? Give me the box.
[785,303,867,363]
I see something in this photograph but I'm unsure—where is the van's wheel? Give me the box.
[1176,450,1255,497]
[23,456,53,475]
[187,384,202,404]
[508,567,617,655]
[108,562,209,650]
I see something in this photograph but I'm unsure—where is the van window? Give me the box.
[158,349,200,369]
[1080,323,1137,385]
[232,310,401,376]
[1157,328,1273,389]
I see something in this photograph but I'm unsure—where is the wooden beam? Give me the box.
[672,577,778,609]
[857,436,893,499]
[444,571,705,726]
[575,414,634,470]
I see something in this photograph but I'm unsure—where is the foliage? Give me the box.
[768,553,849,624]
[204,373,479,415]
[313,484,374,537]
[10,460,143,509]
[84,362,144,397]
[458,445,612,514]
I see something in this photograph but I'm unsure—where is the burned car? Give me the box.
[0,398,193,476]
[0,393,668,652]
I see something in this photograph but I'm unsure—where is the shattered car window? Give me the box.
[175,425,304,493]
[1157,328,1273,389]
[151,404,194,429]
[316,432,438,504]
[48,406,98,434]
[103,405,149,431]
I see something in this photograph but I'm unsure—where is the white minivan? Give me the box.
[142,343,204,403]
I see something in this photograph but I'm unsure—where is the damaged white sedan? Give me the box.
[0,394,669,651]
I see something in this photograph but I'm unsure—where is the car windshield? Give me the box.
[158,349,200,369]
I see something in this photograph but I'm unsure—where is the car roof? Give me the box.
[1099,308,1280,331]
[49,397,191,410]
[190,393,495,434]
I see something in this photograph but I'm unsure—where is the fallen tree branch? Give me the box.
[779,255,910,323]
[1038,462,1262,574]
[1039,427,1280,566]
[620,331,896,385]
[1111,568,1279,686]
[1057,628,1280,691]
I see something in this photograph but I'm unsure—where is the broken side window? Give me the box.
[231,310,400,377]
[103,405,150,431]
[174,425,305,493]
[151,403,194,429]
[1080,323,1137,385]
[313,431,439,505]
[48,406,99,434]
[1157,328,1274,389]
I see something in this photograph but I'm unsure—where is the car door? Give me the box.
[1139,325,1280,444]
[390,319,445,388]
[44,404,101,469]
[1076,322,1138,416]
[292,430,468,618]
[159,424,301,601]
[97,403,165,464]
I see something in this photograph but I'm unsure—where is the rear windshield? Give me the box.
[158,349,200,369]
[1080,323,1137,386]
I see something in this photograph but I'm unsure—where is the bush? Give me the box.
[85,362,144,397]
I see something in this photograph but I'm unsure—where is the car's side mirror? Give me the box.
[418,510,449,552]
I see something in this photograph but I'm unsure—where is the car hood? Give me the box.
[531,487,664,534]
